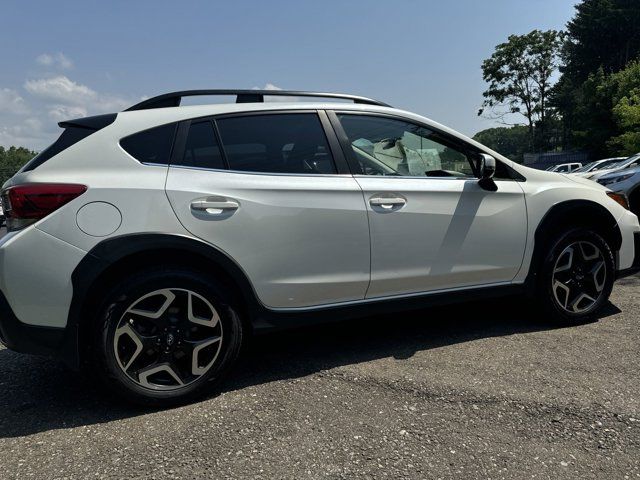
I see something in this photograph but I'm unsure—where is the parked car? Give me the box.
[583,153,640,181]
[545,162,583,173]
[0,90,638,405]
[572,157,627,176]
[597,165,640,217]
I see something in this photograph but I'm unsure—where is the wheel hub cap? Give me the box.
[113,288,223,391]
[551,241,607,314]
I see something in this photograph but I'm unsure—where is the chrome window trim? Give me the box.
[166,163,354,178]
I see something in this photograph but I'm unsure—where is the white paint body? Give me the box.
[0,102,638,328]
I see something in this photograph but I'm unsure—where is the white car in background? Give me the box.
[584,153,640,181]
[572,157,627,176]
[545,162,583,173]
[0,89,638,405]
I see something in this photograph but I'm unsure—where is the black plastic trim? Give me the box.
[251,284,524,332]
[616,232,640,279]
[524,200,623,293]
[0,290,67,358]
[58,113,117,130]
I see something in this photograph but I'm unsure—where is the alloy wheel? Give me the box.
[113,288,223,391]
[551,241,607,314]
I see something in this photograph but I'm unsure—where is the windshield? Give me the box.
[608,154,640,170]
[574,162,596,173]
[591,158,625,171]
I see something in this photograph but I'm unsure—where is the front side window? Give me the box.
[215,113,337,174]
[337,114,475,178]
[120,123,177,164]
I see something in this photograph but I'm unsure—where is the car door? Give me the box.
[329,111,527,298]
[165,111,370,309]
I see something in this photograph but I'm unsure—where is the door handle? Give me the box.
[190,198,239,215]
[369,196,407,210]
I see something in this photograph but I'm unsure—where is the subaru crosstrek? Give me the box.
[0,90,638,405]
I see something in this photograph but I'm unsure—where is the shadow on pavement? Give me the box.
[0,296,621,438]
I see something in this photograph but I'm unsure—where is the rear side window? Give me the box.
[120,123,177,164]
[182,121,225,169]
[215,114,336,174]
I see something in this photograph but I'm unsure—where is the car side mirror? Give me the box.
[477,154,497,191]
[478,153,496,179]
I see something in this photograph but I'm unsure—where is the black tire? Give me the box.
[535,228,615,324]
[90,266,245,406]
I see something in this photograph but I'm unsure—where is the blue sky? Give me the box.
[0,0,577,150]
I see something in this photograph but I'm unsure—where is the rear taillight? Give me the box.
[1,183,87,232]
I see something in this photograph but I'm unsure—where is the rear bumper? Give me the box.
[616,231,640,279]
[0,289,68,356]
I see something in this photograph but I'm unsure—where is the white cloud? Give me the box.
[0,118,50,150]
[48,105,88,122]
[0,88,30,115]
[25,75,96,105]
[263,83,282,91]
[24,75,130,112]
[0,74,133,149]
[36,52,73,69]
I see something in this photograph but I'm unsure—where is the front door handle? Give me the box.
[369,196,407,210]
[190,197,239,215]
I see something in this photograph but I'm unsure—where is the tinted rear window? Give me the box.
[215,114,336,174]
[120,123,178,164]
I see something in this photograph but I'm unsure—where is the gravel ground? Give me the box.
[0,274,639,479]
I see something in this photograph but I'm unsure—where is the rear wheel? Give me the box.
[535,228,615,324]
[91,267,244,406]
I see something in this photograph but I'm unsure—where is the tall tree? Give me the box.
[479,30,564,151]
[562,0,640,83]
[553,0,640,153]
[607,61,640,155]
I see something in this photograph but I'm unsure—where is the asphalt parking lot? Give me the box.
[1,267,639,479]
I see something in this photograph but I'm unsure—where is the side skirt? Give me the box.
[250,284,525,333]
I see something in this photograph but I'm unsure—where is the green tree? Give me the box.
[607,62,640,155]
[553,0,640,153]
[479,30,564,151]
[472,126,530,163]
[0,146,37,185]
[562,0,640,83]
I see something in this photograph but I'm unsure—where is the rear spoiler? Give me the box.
[58,113,117,130]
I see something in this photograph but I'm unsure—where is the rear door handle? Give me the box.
[369,196,407,210]
[190,197,239,215]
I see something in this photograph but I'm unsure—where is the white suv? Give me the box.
[0,90,638,405]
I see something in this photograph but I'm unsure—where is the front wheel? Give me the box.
[91,267,245,406]
[536,228,615,324]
